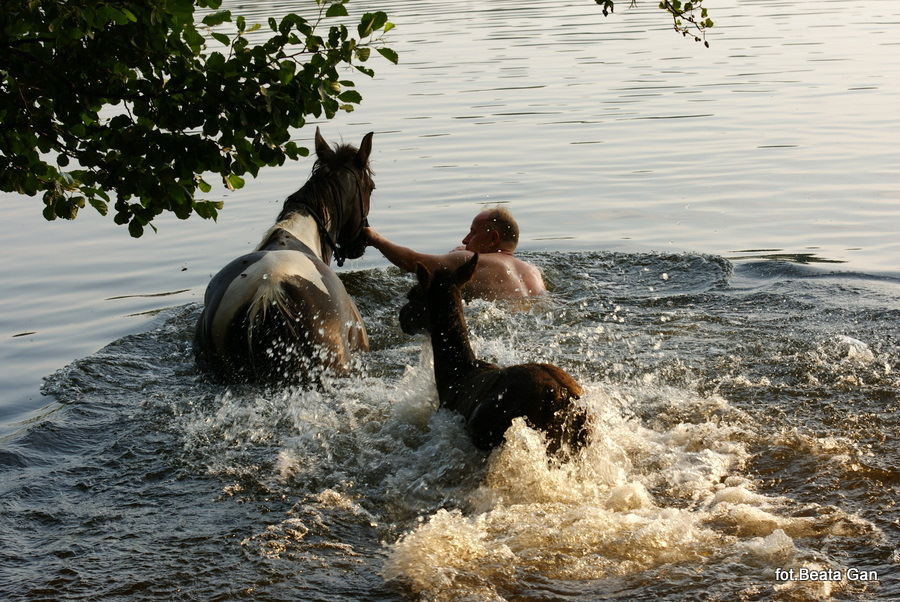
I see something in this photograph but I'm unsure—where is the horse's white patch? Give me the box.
[211,251,331,355]
[257,213,325,260]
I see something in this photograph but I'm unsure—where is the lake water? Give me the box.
[1,0,898,599]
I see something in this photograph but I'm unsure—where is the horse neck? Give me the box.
[279,171,360,260]
[427,288,480,388]
[256,212,323,259]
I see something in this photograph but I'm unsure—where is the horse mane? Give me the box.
[278,142,372,224]
[263,140,373,259]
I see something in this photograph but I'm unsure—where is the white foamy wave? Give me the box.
[383,383,779,599]
[381,369,885,599]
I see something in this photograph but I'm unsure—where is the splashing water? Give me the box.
[3,252,897,600]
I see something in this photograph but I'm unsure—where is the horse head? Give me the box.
[399,254,479,335]
[279,128,374,265]
[313,128,374,263]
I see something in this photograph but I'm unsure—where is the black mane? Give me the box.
[278,142,371,222]
[276,138,374,262]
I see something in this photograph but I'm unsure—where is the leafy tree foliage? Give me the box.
[597,1,713,45]
[0,0,395,236]
[1,1,711,237]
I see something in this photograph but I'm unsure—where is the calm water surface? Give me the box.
[1,1,898,600]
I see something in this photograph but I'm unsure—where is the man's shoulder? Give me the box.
[477,251,536,271]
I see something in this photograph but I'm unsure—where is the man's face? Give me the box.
[462,213,497,253]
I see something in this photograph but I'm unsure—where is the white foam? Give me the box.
[382,383,763,597]
[177,312,878,600]
[744,528,797,562]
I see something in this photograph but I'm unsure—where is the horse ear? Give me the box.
[357,131,374,166]
[314,127,335,161]
[415,262,432,289]
[454,253,479,286]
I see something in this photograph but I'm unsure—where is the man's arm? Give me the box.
[364,227,470,273]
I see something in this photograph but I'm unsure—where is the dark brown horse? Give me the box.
[194,129,374,382]
[400,254,588,455]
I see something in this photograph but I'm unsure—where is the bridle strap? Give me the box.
[295,170,369,268]
[296,202,348,267]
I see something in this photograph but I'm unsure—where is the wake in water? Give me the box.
[3,252,897,600]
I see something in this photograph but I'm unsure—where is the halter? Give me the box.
[297,202,347,267]
[295,174,369,267]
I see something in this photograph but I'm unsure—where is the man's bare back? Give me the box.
[449,250,545,301]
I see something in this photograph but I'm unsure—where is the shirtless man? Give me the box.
[364,207,546,301]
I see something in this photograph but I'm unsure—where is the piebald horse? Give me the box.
[194,129,374,382]
[400,254,589,456]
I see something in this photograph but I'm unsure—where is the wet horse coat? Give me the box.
[400,255,589,454]
[194,129,374,382]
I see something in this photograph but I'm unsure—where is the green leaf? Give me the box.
[202,10,231,27]
[128,219,144,238]
[184,27,205,51]
[376,47,399,64]
[224,174,245,191]
[89,198,109,216]
[338,90,362,103]
[278,60,296,84]
[358,11,388,38]
[193,199,223,220]
[326,4,349,18]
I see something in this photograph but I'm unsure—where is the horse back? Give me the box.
[449,363,587,452]
[530,363,584,399]
[194,248,367,381]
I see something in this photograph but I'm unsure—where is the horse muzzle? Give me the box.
[399,301,429,335]
[342,234,368,261]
